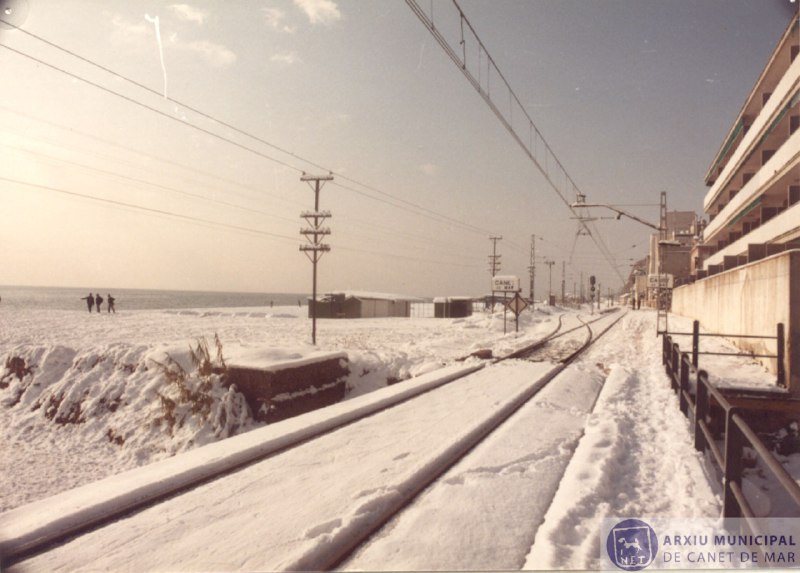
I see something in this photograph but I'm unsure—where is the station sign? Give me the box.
[492,275,520,292]
[647,274,674,289]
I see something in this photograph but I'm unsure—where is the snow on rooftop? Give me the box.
[320,290,425,302]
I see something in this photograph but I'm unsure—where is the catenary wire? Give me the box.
[0,17,621,279]
[404,0,627,284]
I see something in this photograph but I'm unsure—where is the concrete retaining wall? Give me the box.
[671,249,799,395]
[226,353,349,423]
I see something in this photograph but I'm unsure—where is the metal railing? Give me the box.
[669,320,785,387]
[662,333,800,519]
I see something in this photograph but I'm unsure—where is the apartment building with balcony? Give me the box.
[700,14,799,274]
[672,14,799,395]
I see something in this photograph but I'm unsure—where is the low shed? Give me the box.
[433,297,474,318]
[310,291,419,319]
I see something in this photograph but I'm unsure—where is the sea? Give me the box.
[0,286,308,311]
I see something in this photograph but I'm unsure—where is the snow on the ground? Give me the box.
[343,311,732,570]
[0,303,558,511]
[1,305,793,572]
[343,343,611,570]
[524,311,722,569]
[9,359,559,572]
[665,314,779,392]
[0,361,483,562]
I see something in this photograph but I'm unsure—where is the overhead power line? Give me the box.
[0,20,318,174]
[0,175,485,269]
[0,175,299,241]
[0,21,499,238]
[0,103,303,209]
[403,0,625,284]
[0,141,301,223]
[1,110,484,257]
[1,135,486,260]
[0,42,304,172]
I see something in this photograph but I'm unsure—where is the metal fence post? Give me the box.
[692,320,700,369]
[671,343,680,392]
[723,409,744,518]
[679,354,689,415]
[662,334,668,366]
[694,370,708,452]
[777,322,786,388]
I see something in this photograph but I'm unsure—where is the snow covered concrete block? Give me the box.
[227,352,349,423]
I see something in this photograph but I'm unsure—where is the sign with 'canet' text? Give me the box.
[492,275,520,292]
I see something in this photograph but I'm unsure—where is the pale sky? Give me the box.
[0,0,795,297]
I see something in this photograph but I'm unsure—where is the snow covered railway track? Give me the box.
[502,310,617,364]
[0,312,573,568]
[3,310,626,572]
[506,317,590,363]
[332,312,625,570]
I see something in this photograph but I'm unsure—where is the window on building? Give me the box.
[790,185,800,207]
[792,45,799,62]
[791,115,799,135]
[729,189,738,200]
[762,92,772,107]
[742,172,754,186]
[762,149,775,165]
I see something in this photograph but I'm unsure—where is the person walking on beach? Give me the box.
[95,293,104,313]
[107,293,116,313]
[82,293,95,313]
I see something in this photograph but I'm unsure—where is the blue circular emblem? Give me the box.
[606,519,658,571]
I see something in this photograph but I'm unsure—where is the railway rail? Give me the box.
[324,309,624,570]
[507,316,591,363]
[1,307,626,571]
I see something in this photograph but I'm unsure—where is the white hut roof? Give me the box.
[325,291,424,302]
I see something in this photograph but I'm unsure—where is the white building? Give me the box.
[700,14,799,273]
[672,14,799,395]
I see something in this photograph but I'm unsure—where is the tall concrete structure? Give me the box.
[672,14,800,395]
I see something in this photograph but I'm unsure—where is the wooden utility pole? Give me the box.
[528,234,536,308]
[488,235,502,310]
[656,190,669,335]
[299,173,333,345]
[545,260,555,304]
